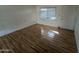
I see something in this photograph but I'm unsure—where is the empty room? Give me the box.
[0,5,78,53]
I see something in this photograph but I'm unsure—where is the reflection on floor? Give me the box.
[41,27,59,39]
[0,24,77,53]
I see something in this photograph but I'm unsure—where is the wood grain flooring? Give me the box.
[0,24,77,53]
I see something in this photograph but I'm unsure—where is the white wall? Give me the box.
[0,5,76,37]
[75,6,79,52]
[0,5,37,36]
[36,5,76,30]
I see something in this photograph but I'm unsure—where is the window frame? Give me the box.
[39,7,56,21]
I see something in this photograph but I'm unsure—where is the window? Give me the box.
[40,8,56,20]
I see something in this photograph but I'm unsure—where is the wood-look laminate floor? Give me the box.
[0,24,77,53]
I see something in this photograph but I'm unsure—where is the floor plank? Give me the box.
[0,24,77,53]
